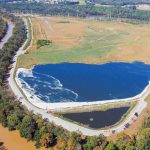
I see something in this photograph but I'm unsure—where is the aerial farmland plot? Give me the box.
[17,16,150,68]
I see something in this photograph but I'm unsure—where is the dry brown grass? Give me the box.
[96,22,150,64]
[30,16,88,50]
[18,16,150,68]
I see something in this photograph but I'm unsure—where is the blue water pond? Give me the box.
[17,62,150,103]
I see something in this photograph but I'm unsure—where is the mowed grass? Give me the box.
[18,17,150,68]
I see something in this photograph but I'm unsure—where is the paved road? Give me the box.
[8,17,148,136]
[0,21,13,49]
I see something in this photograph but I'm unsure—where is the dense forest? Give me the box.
[89,0,150,6]
[0,2,150,21]
[0,11,150,150]
[1,0,150,6]
[1,87,150,150]
[0,18,7,42]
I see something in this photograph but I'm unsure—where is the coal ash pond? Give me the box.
[17,62,150,103]
[62,107,130,129]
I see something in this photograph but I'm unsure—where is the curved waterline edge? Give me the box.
[8,16,149,136]
[15,67,150,111]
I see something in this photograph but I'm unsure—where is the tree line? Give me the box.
[89,0,150,6]
[1,0,150,7]
[0,18,7,42]
[0,2,150,22]
[0,83,150,150]
[0,12,150,150]
[0,16,26,85]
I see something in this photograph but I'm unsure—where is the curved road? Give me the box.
[8,17,148,136]
[0,21,14,49]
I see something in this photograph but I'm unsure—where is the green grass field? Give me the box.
[17,17,150,68]
[17,22,128,68]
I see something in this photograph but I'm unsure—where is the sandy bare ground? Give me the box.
[0,124,48,150]
[0,125,34,150]
[137,4,150,10]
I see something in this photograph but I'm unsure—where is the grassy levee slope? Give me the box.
[17,16,150,68]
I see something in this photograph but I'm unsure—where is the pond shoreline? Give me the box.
[61,106,130,129]
[15,69,150,111]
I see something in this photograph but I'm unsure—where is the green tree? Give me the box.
[7,110,21,130]
[84,136,104,150]
[39,133,54,148]
[19,115,36,140]
[70,132,81,143]
[104,142,117,150]
[0,111,7,127]
[136,128,150,150]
